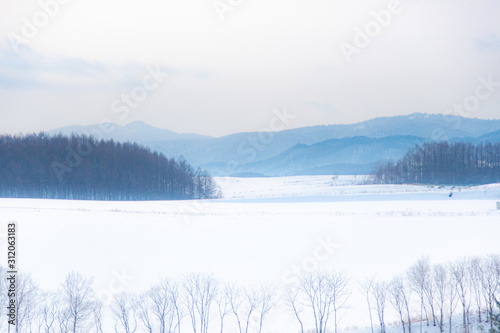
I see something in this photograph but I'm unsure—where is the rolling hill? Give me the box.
[49,113,500,176]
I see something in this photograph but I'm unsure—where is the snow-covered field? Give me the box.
[1,176,499,332]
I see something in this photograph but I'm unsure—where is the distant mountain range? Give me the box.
[49,121,210,143]
[49,113,500,176]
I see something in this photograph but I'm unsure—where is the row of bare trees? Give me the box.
[1,256,499,333]
[284,271,352,333]
[0,270,96,333]
[361,255,500,333]
[0,270,278,333]
[114,276,278,333]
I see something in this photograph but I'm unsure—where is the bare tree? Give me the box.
[14,273,40,332]
[168,280,184,333]
[451,258,471,332]
[300,271,331,333]
[295,271,351,333]
[183,273,218,333]
[402,279,413,333]
[433,264,448,333]
[135,293,154,333]
[372,281,388,333]
[59,271,95,333]
[359,276,376,333]
[284,285,305,333]
[224,282,276,333]
[447,262,460,333]
[216,284,232,333]
[423,266,437,327]
[242,286,260,333]
[329,271,351,333]
[39,292,58,333]
[256,284,277,333]
[227,283,244,333]
[149,279,175,333]
[56,295,71,333]
[92,299,105,333]
[408,257,431,333]
[481,255,500,332]
[468,257,484,323]
[389,276,412,333]
[112,292,137,333]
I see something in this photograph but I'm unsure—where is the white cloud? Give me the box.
[1,0,499,136]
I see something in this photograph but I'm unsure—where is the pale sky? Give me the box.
[1,0,499,136]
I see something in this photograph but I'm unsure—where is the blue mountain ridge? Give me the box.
[48,113,500,176]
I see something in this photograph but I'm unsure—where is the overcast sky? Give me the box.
[1,0,499,137]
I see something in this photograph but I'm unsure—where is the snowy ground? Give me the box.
[0,176,499,332]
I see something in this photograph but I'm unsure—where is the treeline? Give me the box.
[361,255,500,333]
[0,133,220,200]
[376,141,500,185]
[1,255,499,333]
[0,270,278,333]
